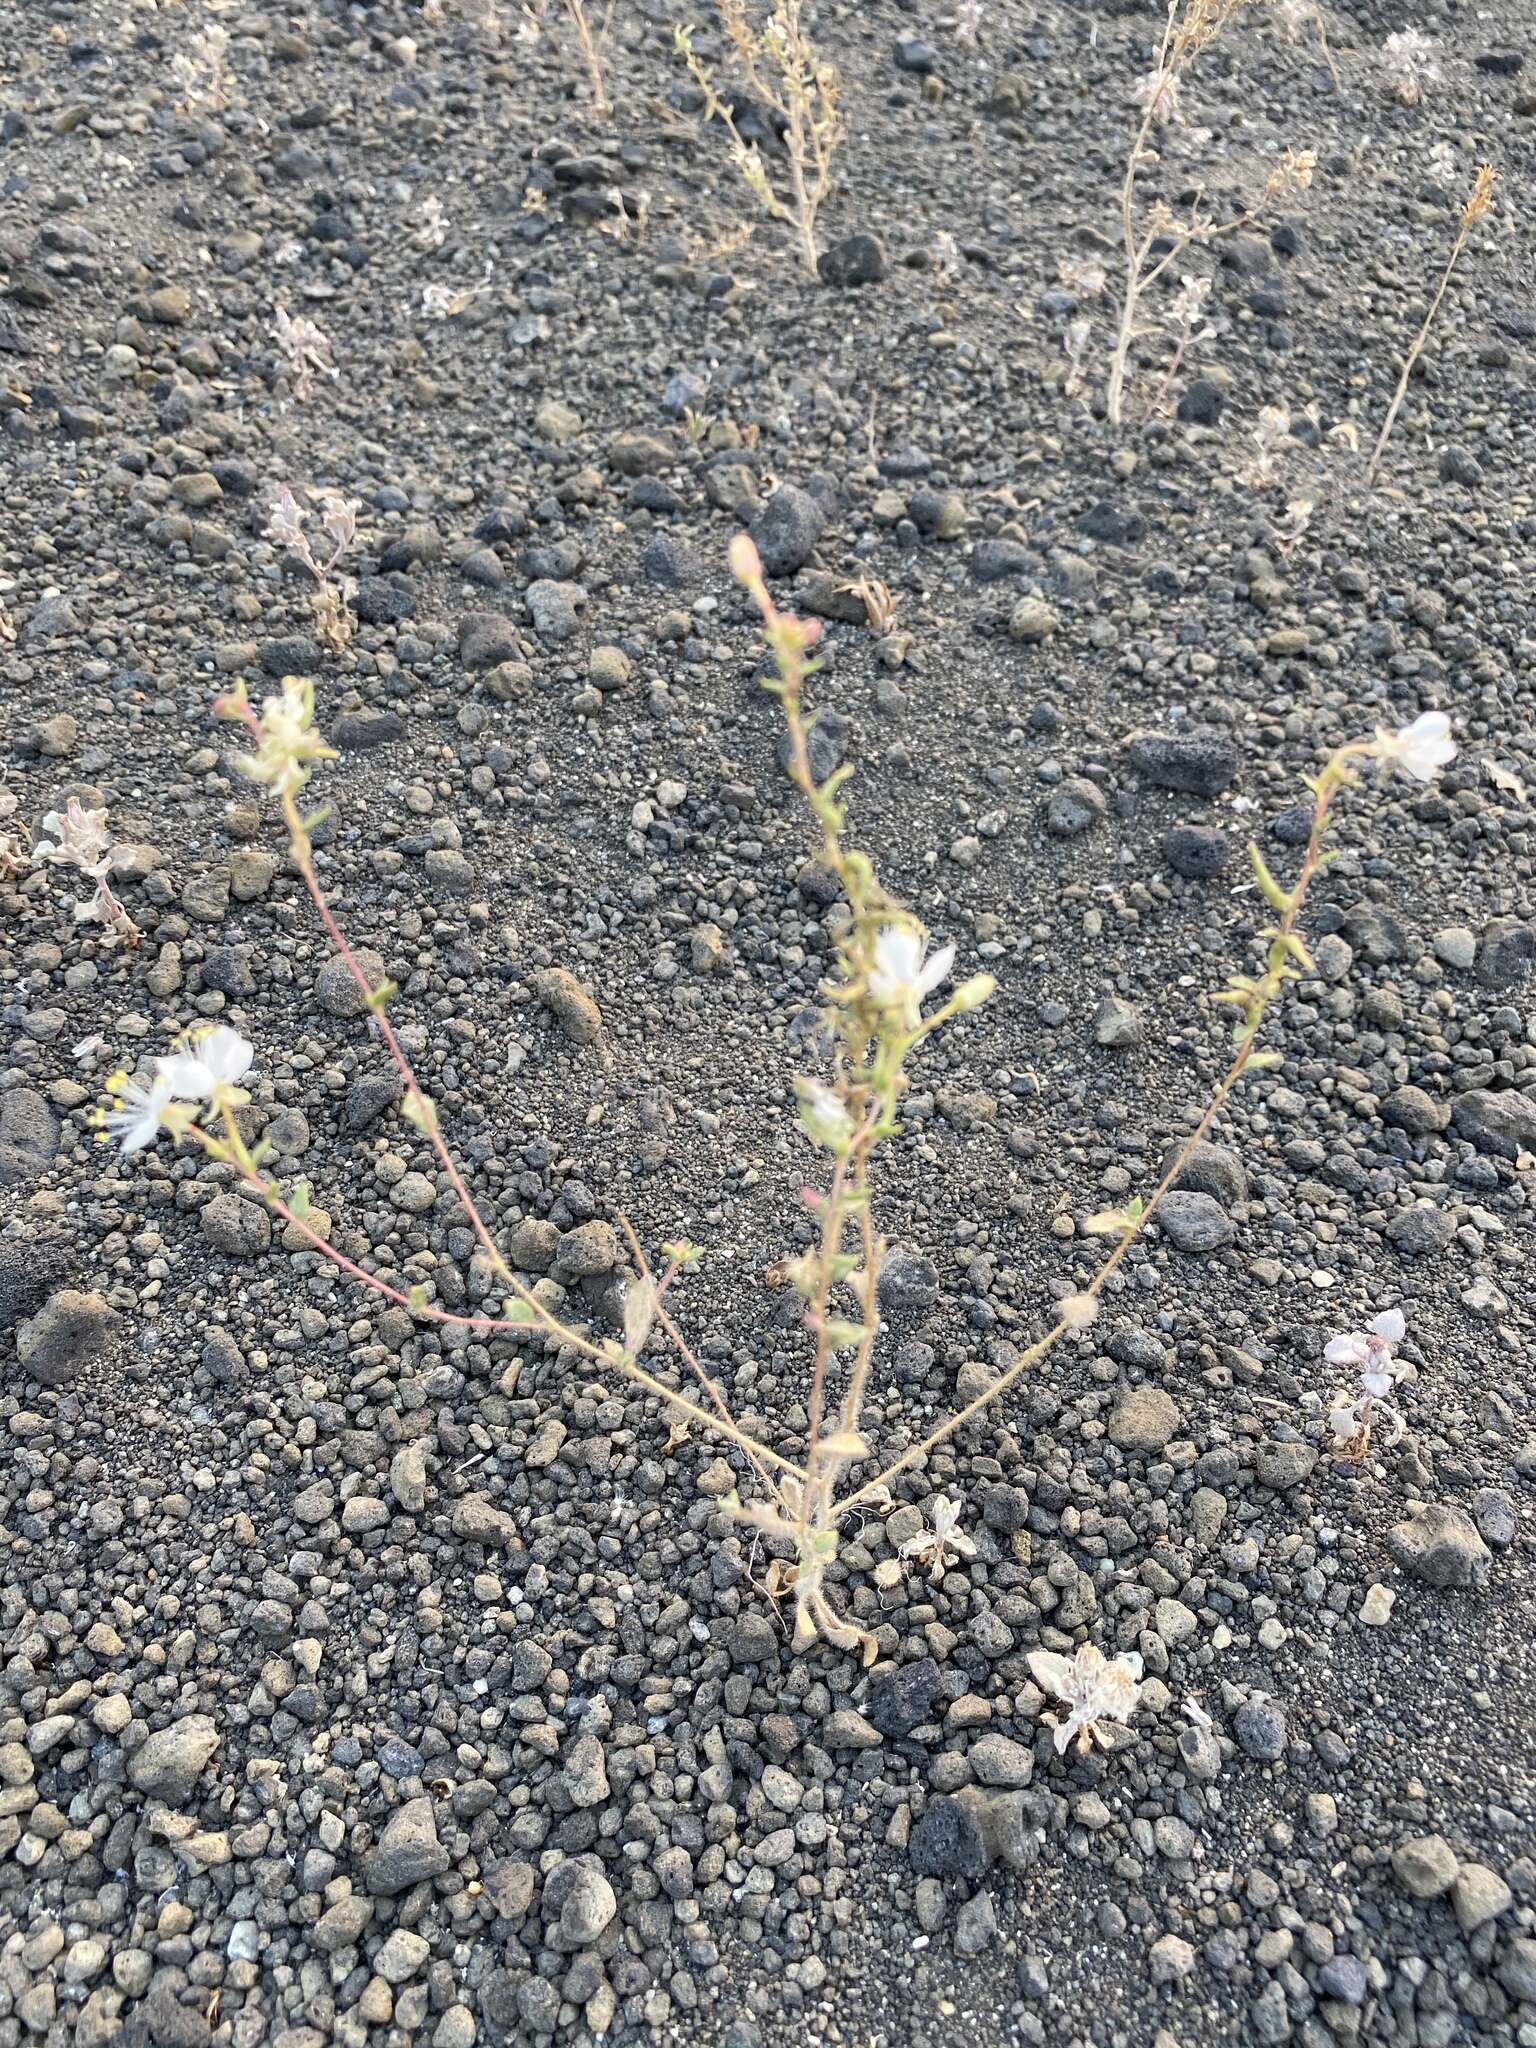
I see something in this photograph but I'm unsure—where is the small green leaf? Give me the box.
[289,1180,311,1222]
[1248,842,1293,913]
[821,1319,871,1352]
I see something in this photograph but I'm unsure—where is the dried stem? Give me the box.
[1365,164,1496,486]
[563,0,614,116]
[213,692,798,1487]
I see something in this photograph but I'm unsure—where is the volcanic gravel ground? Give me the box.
[1,1,1535,2045]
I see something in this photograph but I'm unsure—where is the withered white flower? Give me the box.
[235,676,337,796]
[1325,1307,1408,1454]
[33,799,112,880]
[898,1496,977,1576]
[1028,1643,1145,1756]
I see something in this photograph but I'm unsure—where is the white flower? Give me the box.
[100,1071,174,1153]
[795,1077,854,1152]
[898,1496,977,1576]
[868,927,955,1031]
[1375,711,1456,783]
[1325,1309,1408,1456]
[236,675,337,795]
[1028,1643,1145,1756]
[157,1025,254,1102]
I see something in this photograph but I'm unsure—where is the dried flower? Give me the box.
[1028,1644,1146,1755]
[953,0,984,47]
[1374,712,1456,783]
[1380,27,1440,105]
[1461,161,1496,230]
[1240,404,1292,487]
[794,1077,854,1153]
[1264,147,1317,201]
[33,799,112,879]
[898,1496,977,1576]
[272,306,333,402]
[1326,1308,1408,1458]
[414,195,448,250]
[1130,66,1183,126]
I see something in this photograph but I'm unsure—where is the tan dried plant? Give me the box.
[1366,163,1496,485]
[676,0,843,278]
[1104,0,1314,426]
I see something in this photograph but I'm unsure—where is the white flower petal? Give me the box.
[1370,1308,1405,1346]
[915,942,955,1000]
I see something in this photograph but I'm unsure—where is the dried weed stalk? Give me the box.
[1105,0,1314,426]
[1366,163,1495,486]
[676,0,843,277]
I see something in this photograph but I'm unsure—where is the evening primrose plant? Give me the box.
[99,548,1460,1662]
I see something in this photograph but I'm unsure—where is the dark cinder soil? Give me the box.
[1,1,1534,2045]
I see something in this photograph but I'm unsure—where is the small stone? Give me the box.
[316,949,385,1019]
[1093,996,1144,1048]
[878,1246,940,1314]
[867,1656,942,1738]
[1386,1505,1491,1588]
[818,232,888,288]
[1452,1864,1512,1933]
[534,397,583,443]
[1161,824,1232,878]
[1044,777,1106,838]
[1156,1190,1235,1253]
[17,1289,118,1388]
[966,1733,1034,1788]
[750,484,826,575]
[1233,1698,1286,1761]
[1392,1833,1460,1899]
[374,1929,430,1984]
[390,1441,429,1513]
[1475,916,1536,988]
[0,1087,60,1185]
[953,1889,999,1955]
[1149,1934,1197,1985]
[1009,596,1058,642]
[531,967,604,1049]
[1452,1088,1536,1159]
[1386,1203,1454,1258]
[1433,926,1476,970]
[1127,731,1240,797]
[128,1715,220,1803]
[546,1853,617,1944]
[1472,1488,1518,1549]
[1107,1386,1181,1453]
[1382,1085,1450,1135]
[365,1797,449,1895]
[561,1733,610,1808]
[908,1794,990,1882]
[1497,1938,1536,2003]
[1254,1440,1317,1491]
[200,1194,271,1257]
[1360,1584,1395,1626]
